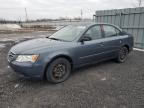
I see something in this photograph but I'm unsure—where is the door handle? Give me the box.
[120,40,122,44]
[98,42,104,46]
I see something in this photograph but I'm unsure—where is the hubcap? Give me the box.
[120,48,127,61]
[52,64,66,79]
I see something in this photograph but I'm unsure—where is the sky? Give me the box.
[0,0,143,20]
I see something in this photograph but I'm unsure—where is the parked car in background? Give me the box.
[7,23,134,83]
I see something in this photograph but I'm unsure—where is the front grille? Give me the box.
[8,52,17,62]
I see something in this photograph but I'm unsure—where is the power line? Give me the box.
[0,7,24,9]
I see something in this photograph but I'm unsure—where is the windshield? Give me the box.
[49,25,86,41]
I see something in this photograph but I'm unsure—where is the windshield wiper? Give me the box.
[47,37,68,42]
[48,37,60,41]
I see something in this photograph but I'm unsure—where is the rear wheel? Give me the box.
[116,46,128,63]
[46,58,71,83]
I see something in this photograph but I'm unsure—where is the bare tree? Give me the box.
[137,0,142,6]
[132,0,143,7]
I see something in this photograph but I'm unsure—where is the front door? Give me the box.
[76,25,106,66]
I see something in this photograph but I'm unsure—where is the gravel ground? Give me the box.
[0,32,144,108]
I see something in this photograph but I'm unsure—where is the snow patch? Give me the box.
[134,48,144,52]
[14,84,19,88]
[0,43,6,48]
[0,24,21,30]
[101,77,106,81]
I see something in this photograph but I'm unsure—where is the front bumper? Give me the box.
[8,61,44,80]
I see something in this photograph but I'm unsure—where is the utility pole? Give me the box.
[81,9,83,20]
[18,16,22,26]
[25,8,28,21]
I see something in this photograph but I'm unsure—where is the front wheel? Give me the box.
[46,58,71,83]
[116,46,129,63]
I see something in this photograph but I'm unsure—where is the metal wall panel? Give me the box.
[95,7,144,49]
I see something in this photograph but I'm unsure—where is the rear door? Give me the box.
[101,24,123,58]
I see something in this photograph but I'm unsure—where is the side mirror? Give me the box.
[119,31,127,35]
[81,35,92,42]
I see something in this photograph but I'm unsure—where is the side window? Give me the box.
[84,25,102,40]
[103,25,118,37]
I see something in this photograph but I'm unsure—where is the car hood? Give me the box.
[10,38,69,54]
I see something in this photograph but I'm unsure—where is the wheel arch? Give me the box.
[123,44,130,52]
[43,54,73,79]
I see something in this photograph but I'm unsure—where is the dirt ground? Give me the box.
[0,32,144,108]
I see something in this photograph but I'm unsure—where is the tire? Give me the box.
[116,46,129,63]
[46,58,71,83]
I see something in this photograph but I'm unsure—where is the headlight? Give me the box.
[15,55,39,63]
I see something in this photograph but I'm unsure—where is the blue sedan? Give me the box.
[8,23,134,83]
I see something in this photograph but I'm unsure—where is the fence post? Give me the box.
[119,12,122,28]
